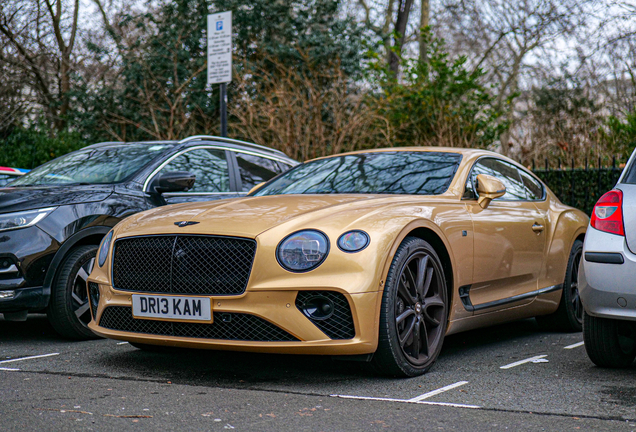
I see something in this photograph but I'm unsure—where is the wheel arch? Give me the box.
[42,226,113,305]
[543,209,588,290]
[405,227,454,307]
[380,221,455,310]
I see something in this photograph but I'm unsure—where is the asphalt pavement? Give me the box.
[1,314,635,431]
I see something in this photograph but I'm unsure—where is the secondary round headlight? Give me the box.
[337,230,370,253]
[98,230,114,267]
[277,230,329,272]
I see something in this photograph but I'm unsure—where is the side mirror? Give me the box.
[475,174,505,209]
[247,182,265,195]
[148,171,196,194]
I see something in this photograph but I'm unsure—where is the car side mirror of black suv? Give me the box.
[148,171,196,194]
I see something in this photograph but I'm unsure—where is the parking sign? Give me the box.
[207,11,232,84]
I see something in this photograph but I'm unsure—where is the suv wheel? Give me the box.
[47,245,100,340]
[583,312,636,368]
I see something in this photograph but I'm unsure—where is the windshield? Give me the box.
[253,151,461,196]
[10,144,171,186]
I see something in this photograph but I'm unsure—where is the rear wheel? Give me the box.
[372,237,448,377]
[536,239,583,332]
[583,312,636,368]
[47,245,100,340]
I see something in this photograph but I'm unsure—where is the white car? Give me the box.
[580,148,636,367]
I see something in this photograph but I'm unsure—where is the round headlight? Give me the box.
[277,230,329,272]
[337,230,369,253]
[98,230,114,267]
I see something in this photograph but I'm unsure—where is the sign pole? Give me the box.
[220,83,227,137]
[207,11,232,138]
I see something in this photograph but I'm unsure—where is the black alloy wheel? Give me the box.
[47,245,101,340]
[568,246,583,325]
[372,237,448,377]
[536,239,583,332]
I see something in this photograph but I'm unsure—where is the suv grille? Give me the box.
[112,235,256,295]
[99,306,298,342]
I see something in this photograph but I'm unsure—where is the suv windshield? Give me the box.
[253,151,461,196]
[11,144,171,186]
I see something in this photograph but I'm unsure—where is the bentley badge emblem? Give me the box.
[174,221,200,227]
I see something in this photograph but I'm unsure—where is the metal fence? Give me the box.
[532,158,624,215]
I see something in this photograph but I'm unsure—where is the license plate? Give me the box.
[132,294,212,322]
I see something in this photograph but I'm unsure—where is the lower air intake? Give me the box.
[296,291,355,340]
[99,306,298,342]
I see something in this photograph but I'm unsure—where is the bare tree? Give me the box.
[0,0,82,131]
[434,0,595,157]
[230,54,389,161]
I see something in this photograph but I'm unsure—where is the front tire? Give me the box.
[583,312,636,368]
[47,245,100,340]
[536,239,583,332]
[372,237,448,377]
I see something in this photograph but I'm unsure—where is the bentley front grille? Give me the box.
[99,306,299,342]
[112,235,256,295]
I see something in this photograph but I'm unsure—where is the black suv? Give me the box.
[0,135,297,339]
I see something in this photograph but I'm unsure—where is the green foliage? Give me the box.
[214,0,366,78]
[0,126,85,169]
[72,0,214,142]
[368,33,508,148]
[534,168,623,215]
[602,111,636,160]
[71,0,367,143]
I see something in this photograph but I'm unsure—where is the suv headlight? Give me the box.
[0,207,56,232]
[97,230,114,267]
[276,230,329,272]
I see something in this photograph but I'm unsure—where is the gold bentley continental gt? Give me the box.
[87,148,589,376]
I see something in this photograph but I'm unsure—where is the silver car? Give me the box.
[580,148,636,367]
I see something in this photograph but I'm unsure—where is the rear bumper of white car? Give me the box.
[579,226,636,321]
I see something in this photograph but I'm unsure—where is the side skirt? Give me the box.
[459,284,562,313]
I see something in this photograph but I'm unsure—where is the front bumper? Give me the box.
[88,285,381,355]
[0,286,46,312]
[0,226,59,312]
[579,226,636,321]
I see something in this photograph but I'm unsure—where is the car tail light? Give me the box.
[591,189,624,236]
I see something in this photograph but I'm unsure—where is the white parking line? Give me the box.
[0,353,59,364]
[331,394,480,409]
[564,341,584,349]
[117,342,129,345]
[500,354,547,369]
[407,381,469,402]
[0,367,20,371]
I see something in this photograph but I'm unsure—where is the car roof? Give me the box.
[306,147,506,163]
[84,136,296,164]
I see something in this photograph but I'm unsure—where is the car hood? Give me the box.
[115,193,453,239]
[0,185,114,214]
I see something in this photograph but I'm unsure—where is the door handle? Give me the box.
[532,223,544,233]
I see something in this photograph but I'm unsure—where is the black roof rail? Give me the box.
[178,135,289,158]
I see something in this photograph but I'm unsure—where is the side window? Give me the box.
[518,169,544,200]
[469,158,527,201]
[236,153,282,191]
[158,149,230,193]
